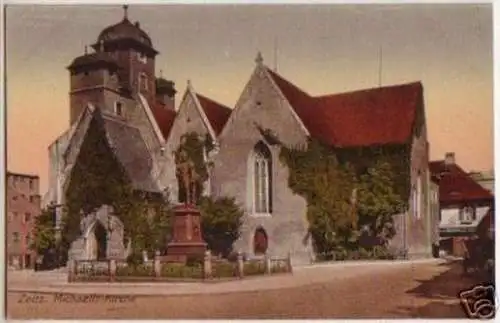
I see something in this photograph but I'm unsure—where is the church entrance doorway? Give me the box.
[253,227,268,255]
[94,221,108,260]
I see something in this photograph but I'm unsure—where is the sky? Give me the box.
[5,3,493,195]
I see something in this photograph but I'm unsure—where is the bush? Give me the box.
[270,261,289,273]
[127,252,143,266]
[160,263,203,279]
[212,261,237,277]
[244,261,265,276]
[115,264,153,277]
[186,255,203,267]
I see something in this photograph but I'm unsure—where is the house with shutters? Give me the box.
[429,152,494,256]
[44,7,436,264]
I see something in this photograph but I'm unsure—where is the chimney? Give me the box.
[445,152,455,165]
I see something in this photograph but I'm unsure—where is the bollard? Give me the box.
[154,250,161,277]
[68,259,76,282]
[237,251,244,279]
[203,250,212,280]
[265,253,271,275]
[109,259,116,282]
[287,251,293,273]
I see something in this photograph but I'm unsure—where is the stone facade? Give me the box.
[211,64,314,265]
[68,205,128,261]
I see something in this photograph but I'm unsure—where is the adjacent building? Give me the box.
[429,153,494,257]
[6,171,42,269]
[469,170,494,193]
[44,7,436,264]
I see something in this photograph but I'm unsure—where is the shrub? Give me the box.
[186,255,203,267]
[212,261,237,277]
[244,260,265,276]
[115,264,153,277]
[160,263,203,279]
[127,252,143,266]
[271,261,289,273]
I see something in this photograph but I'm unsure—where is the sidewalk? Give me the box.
[7,258,445,297]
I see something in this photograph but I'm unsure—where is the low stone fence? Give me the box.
[68,251,292,283]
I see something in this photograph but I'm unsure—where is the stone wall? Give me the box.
[212,65,313,265]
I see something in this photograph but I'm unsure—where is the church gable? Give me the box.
[166,85,214,152]
[219,61,309,148]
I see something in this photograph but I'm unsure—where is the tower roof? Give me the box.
[92,6,157,55]
[67,52,120,73]
[97,18,152,47]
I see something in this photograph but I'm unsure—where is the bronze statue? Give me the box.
[174,142,201,205]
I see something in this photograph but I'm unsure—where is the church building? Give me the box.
[44,7,436,264]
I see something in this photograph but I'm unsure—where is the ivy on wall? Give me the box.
[261,127,407,255]
[61,109,172,260]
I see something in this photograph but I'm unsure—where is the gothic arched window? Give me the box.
[251,141,272,214]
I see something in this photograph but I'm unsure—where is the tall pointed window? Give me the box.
[251,141,272,214]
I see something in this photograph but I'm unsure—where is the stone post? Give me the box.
[109,259,116,282]
[265,253,271,275]
[154,250,161,277]
[287,251,293,273]
[68,259,76,282]
[237,251,244,279]
[203,250,212,280]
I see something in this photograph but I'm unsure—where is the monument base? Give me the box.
[165,204,207,263]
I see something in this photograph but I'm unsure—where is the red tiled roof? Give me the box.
[266,68,422,147]
[196,94,232,135]
[476,207,494,236]
[429,160,494,204]
[149,101,176,140]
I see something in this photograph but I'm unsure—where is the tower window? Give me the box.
[137,52,147,64]
[139,73,148,92]
[114,101,123,116]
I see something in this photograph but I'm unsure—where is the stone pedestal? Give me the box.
[165,204,207,263]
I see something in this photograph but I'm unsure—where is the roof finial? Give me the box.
[84,45,88,55]
[187,79,193,91]
[123,4,129,20]
[255,51,263,66]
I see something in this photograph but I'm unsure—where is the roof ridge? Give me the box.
[196,93,232,111]
[265,67,312,98]
[314,81,423,100]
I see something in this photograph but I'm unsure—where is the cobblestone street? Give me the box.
[7,259,487,319]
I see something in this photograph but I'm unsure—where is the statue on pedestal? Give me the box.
[166,136,207,262]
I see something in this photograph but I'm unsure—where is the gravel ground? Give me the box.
[6,260,487,319]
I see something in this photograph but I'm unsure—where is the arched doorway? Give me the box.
[94,221,108,260]
[253,227,268,255]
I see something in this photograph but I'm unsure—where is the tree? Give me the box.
[145,190,173,255]
[356,160,406,249]
[199,196,244,257]
[31,206,57,254]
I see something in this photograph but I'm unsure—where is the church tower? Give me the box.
[67,6,174,125]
